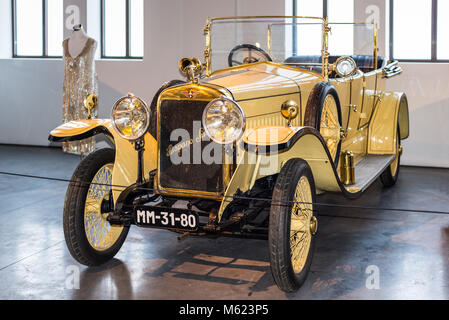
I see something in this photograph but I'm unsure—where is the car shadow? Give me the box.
[142,236,275,294]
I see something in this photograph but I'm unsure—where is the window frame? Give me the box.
[389,0,447,63]
[100,0,142,59]
[12,0,61,59]
[292,0,327,56]
[292,0,328,21]
[294,0,449,63]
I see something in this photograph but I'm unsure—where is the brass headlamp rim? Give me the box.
[202,97,247,145]
[111,94,150,141]
[333,56,358,78]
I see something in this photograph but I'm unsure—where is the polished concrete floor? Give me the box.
[0,144,448,300]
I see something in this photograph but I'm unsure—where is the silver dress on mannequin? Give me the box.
[62,37,98,155]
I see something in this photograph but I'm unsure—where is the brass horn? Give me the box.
[179,57,203,83]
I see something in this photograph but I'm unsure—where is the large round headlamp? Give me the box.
[335,56,357,78]
[111,94,150,140]
[202,97,246,144]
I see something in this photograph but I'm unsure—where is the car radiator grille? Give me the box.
[158,99,224,194]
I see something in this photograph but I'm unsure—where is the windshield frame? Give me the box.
[204,16,378,79]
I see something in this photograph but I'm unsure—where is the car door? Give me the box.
[331,70,367,163]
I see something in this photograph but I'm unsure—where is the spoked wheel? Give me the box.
[380,127,402,187]
[63,148,129,266]
[305,82,343,166]
[319,95,342,161]
[269,158,317,293]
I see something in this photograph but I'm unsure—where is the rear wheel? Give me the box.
[380,127,401,187]
[269,158,317,292]
[63,148,129,266]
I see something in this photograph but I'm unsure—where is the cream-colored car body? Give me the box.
[49,17,409,222]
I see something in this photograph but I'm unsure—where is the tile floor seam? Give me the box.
[0,241,64,272]
[0,193,65,216]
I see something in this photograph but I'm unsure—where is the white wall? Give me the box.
[0,0,448,168]
[386,63,449,167]
[0,0,282,146]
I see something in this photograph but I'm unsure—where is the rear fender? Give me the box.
[49,120,157,203]
[368,92,409,154]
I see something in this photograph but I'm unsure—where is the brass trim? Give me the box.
[322,17,330,81]
[204,18,212,76]
[204,16,326,76]
[179,57,203,83]
[340,151,355,185]
[281,100,299,126]
[209,15,325,23]
[334,56,358,78]
[203,17,377,79]
[373,25,378,71]
[155,83,233,200]
[209,60,324,78]
[83,94,98,120]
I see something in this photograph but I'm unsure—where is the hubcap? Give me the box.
[290,176,316,274]
[84,164,123,251]
[320,95,341,161]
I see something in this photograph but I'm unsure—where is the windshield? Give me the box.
[207,17,324,74]
[206,17,376,75]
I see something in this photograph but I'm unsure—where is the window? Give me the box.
[101,0,144,59]
[293,0,354,22]
[12,0,63,58]
[292,0,355,55]
[390,0,449,62]
[436,0,449,59]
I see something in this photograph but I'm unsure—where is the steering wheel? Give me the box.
[228,44,272,67]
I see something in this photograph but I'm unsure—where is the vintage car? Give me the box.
[49,16,408,293]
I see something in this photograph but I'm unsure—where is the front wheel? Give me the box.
[269,158,317,292]
[63,148,129,266]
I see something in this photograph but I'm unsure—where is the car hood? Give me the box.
[202,61,323,102]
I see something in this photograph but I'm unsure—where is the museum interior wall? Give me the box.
[0,0,448,168]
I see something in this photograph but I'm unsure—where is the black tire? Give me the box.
[304,82,343,167]
[63,148,129,266]
[380,127,401,187]
[269,158,317,293]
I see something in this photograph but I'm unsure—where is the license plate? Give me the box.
[134,206,199,231]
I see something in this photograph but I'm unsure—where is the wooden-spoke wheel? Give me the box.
[304,82,343,167]
[290,176,318,274]
[84,164,123,251]
[63,148,129,266]
[269,158,317,293]
[319,95,341,162]
[380,127,401,187]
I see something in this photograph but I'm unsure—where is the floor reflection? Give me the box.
[1,146,449,299]
[70,259,133,300]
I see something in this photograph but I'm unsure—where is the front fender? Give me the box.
[49,120,157,203]
[49,119,113,142]
[218,126,350,221]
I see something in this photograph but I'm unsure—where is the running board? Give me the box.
[344,155,395,193]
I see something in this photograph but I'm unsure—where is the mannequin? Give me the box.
[68,24,91,58]
[61,24,98,155]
